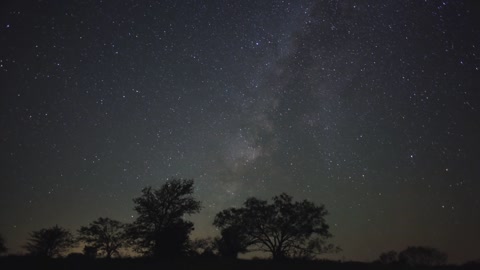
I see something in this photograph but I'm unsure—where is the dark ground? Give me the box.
[1,257,479,270]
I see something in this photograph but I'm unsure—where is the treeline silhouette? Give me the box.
[1,179,479,269]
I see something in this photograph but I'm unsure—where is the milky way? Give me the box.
[1,0,479,263]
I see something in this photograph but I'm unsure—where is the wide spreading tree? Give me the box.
[78,217,126,258]
[23,225,76,257]
[127,179,201,258]
[214,193,338,260]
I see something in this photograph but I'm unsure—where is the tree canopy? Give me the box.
[23,225,76,257]
[127,179,201,258]
[78,217,126,258]
[214,193,338,260]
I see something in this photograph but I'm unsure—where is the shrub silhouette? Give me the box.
[378,250,397,264]
[398,246,447,266]
[127,179,201,258]
[23,225,76,257]
[214,193,338,260]
[78,217,126,258]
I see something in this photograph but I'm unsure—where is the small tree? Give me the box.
[379,250,398,264]
[214,193,338,260]
[190,237,216,257]
[399,246,447,266]
[78,217,126,258]
[127,179,201,257]
[24,225,76,257]
[214,225,251,258]
[83,246,98,258]
[0,234,7,255]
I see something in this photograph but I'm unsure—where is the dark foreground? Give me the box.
[1,257,479,270]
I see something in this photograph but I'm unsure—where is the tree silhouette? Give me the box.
[127,179,201,258]
[398,246,447,266]
[378,250,398,264]
[23,225,76,257]
[214,225,251,258]
[83,245,98,258]
[190,237,216,257]
[214,193,337,260]
[0,234,7,255]
[78,217,126,258]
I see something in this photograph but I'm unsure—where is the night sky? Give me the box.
[1,0,480,263]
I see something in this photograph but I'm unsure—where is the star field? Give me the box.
[1,0,480,263]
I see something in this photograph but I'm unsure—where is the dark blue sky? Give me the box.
[1,0,479,263]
